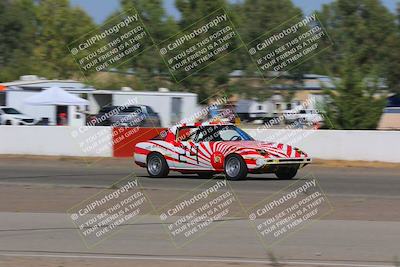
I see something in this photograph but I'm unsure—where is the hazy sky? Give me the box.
[70,0,398,24]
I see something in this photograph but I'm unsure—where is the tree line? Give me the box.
[0,0,399,129]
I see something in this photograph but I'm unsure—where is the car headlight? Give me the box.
[256,158,268,166]
[294,148,303,154]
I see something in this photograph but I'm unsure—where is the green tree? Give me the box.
[118,0,179,90]
[237,0,303,43]
[233,0,307,100]
[313,0,397,78]
[173,0,243,102]
[384,3,400,93]
[323,59,386,129]
[0,0,37,82]
[33,0,95,79]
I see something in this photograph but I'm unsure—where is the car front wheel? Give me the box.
[147,153,169,178]
[224,154,247,181]
[275,167,298,180]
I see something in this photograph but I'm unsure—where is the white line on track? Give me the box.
[0,253,393,267]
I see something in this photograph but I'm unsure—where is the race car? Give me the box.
[134,122,311,180]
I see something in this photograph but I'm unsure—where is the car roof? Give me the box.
[101,105,141,108]
[178,121,234,128]
[170,122,234,133]
[0,106,18,109]
[163,122,235,140]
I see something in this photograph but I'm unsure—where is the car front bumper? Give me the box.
[250,157,312,173]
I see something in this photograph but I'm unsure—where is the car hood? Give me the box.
[219,141,308,158]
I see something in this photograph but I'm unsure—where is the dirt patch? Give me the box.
[0,255,308,267]
[313,159,400,169]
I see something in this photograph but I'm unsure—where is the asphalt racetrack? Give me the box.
[0,157,399,267]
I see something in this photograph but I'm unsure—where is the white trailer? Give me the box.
[1,76,199,127]
[2,77,94,126]
[87,89,198,127]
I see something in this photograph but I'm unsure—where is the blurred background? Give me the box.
[0,0,400,129]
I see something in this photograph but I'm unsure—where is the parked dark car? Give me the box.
[87,105,161,127]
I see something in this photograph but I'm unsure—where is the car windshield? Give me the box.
[1,108,21,114]
[145,106,157,114]
[179,125,254,142]
[99,106,116,113]
[122,106,141,113]
[99,106,141,114]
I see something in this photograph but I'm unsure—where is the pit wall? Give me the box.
[0,126,113,157]
[245,129,400,163]
[0,126,399,163]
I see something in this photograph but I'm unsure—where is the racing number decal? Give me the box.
[177,143,199,164]
[177,143,186,162]
[189,145,199,164]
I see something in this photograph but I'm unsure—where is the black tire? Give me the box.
[196,172,215,178]
[224,154,247,181]
[275,167,298,180]
[146,153,169,178]
[5,120,12,125]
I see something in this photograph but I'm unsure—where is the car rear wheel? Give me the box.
[147,153,169,177]
[275,167,298,180]
[224,154,247,181]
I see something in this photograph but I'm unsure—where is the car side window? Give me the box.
[193,128,206,142]
[219,129,242,141]
[177,127,198,142]
[194,126,225,142]
[194,127,215,142]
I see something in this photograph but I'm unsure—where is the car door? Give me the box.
[173,127,210,170]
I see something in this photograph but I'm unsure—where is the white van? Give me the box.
[283,109,324,124]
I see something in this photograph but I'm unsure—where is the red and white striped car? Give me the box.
[134,122,311,180]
